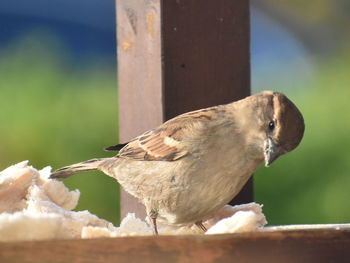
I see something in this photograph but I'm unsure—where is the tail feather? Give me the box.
[50,158,105,179]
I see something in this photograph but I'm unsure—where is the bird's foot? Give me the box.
[195,221,207,233]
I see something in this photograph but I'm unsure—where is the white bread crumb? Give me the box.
[0,161,267,241]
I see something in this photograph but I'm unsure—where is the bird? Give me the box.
[50,91,305,234]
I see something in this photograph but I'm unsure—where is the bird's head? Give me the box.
[234,91,305,166]
[263,92,305,166]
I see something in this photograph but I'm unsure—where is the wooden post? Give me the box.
[117,0,251,219]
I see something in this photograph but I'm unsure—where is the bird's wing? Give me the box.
[116,108,214,161]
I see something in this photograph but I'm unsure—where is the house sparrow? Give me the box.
[51,91,305,234]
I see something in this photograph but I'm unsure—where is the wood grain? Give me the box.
[1,229,350,263]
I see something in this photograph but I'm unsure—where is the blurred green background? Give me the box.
[0,32,120,223]
[1,0,350,226]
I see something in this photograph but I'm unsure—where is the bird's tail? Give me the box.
[50,158,106,179]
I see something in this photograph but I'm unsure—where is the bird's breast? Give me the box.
[156,146,261,224]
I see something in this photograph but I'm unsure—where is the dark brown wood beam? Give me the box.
[117,0,251,219]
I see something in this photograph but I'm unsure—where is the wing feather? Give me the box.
[117,108,215,161]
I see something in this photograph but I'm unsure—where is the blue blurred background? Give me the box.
[1,0,350,225]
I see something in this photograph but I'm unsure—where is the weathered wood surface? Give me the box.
[1,229,350,263]
[117,0,251,219]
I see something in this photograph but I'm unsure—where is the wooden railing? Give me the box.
[1,229,350,262]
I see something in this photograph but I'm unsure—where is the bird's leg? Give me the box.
[149,210,159,235]
[151,217,158,235]
[195,221,207,232]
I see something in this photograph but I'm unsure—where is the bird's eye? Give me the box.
[268,121,275,131]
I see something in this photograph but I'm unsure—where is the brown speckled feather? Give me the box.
[117,108,215,161]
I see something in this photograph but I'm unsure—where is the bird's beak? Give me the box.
[264,137,283,167]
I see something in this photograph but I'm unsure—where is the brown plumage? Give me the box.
[51,91,305,234]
